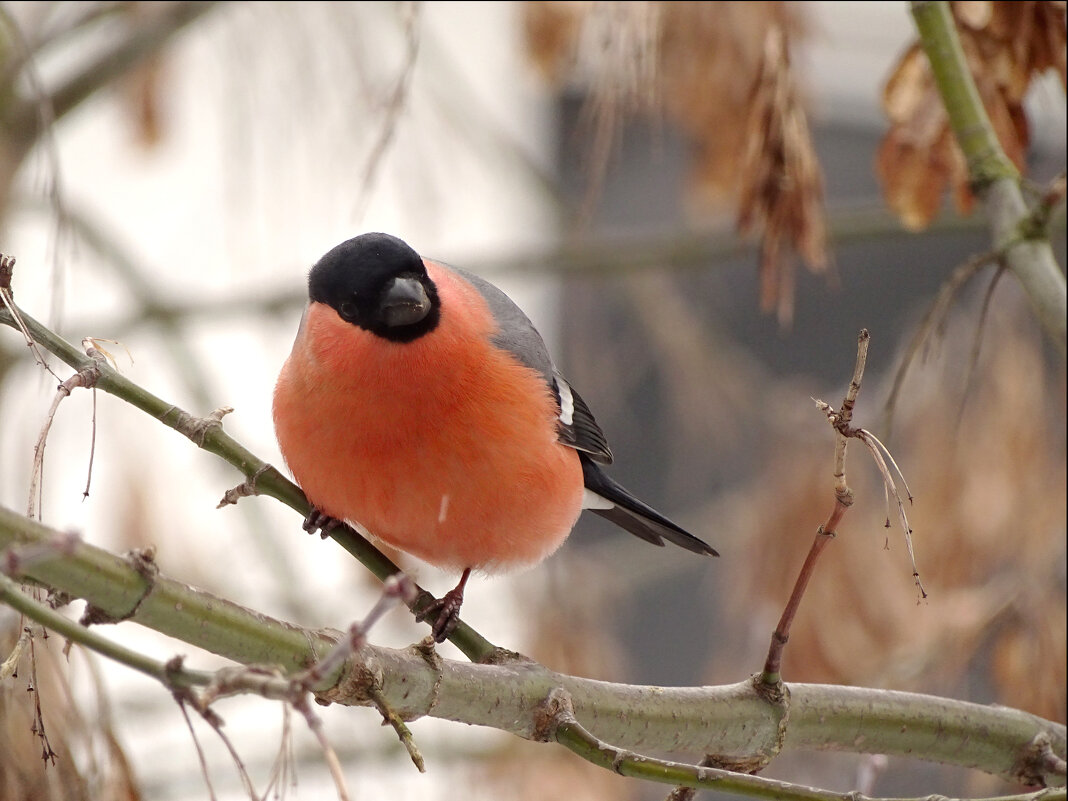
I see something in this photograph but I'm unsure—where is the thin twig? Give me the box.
[883,252,997,438]
[26,359,103,520]
[293,695,350,801]
[761,331,870,683]
[0,626,31,680]
[956,264,1007,431]
[354,1,422,219]
[174,696,220,801]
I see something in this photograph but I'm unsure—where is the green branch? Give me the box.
[0,572,211,689]
[910,1,1067,354]
[551,694,1064,801]
[2,506,1064,792]
[0,504,339,681]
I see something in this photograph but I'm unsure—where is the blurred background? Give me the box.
[0,2,1064,800]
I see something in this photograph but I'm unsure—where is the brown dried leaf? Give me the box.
[522,1,584,84]
[883,45,929,126]
[877,1,1065,230]
[876,123,951,232]
[955,0,993,29]
[736,25,828,326]
[520,2,825,322]
[659,1,806,210]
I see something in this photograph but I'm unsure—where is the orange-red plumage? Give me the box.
[273,261,584,572]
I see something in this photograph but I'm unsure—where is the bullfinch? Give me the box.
[273,232,717,641]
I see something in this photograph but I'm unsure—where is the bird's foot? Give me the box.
[416,568,471,643]
[303,508,342,539]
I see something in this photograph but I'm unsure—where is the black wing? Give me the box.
[581,457,718,556]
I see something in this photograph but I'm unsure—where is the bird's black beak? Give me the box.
[380,276,431,328]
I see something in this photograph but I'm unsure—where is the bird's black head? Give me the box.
[308,233,440,343]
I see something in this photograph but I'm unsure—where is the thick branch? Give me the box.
[2,504,1064,788]
[910,1,1067,354]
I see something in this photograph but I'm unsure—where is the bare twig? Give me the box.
[217,464,271,508]
[173,693,221,801]
[761,331,867,683]
[27,631,58,765]
[186,575,418,800]
[182,689,259,801]
[0,625,31,680]
[763,331,922,685]
[956,264,1007,430]
[26,356,104,520]
[883,252,999,438]
[296,695,351,799]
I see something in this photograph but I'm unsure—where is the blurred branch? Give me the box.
[0,507,1064,792]
[61,204,989,336]
[910,1,1067,356]
[881,251,1000,437]
[2,2,221,149]
[0,296,497,663]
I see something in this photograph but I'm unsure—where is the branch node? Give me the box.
[533,686,576,743]
[79,603,122,626]
[1013,730,1068,786]
[124,545,159,581]
[0,253,14,292]
[80,546,158,626]
[168,406,234,446]
[217,463,271,508]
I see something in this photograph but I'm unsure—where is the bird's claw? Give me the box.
[416,587,465,643]
[416,569,471,643]
[303,508,341,539]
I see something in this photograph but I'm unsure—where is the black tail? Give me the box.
[580,456,718,557]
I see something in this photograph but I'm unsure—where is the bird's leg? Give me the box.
[303,508,342,539]
[416,567,471,643]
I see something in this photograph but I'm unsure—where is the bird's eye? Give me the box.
[338,299,358,321]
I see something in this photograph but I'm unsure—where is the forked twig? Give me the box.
[762,330,922,685]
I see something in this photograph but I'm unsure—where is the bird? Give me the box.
[273,232,717,642]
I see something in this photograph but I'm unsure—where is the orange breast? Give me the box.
[272,263,584,573]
